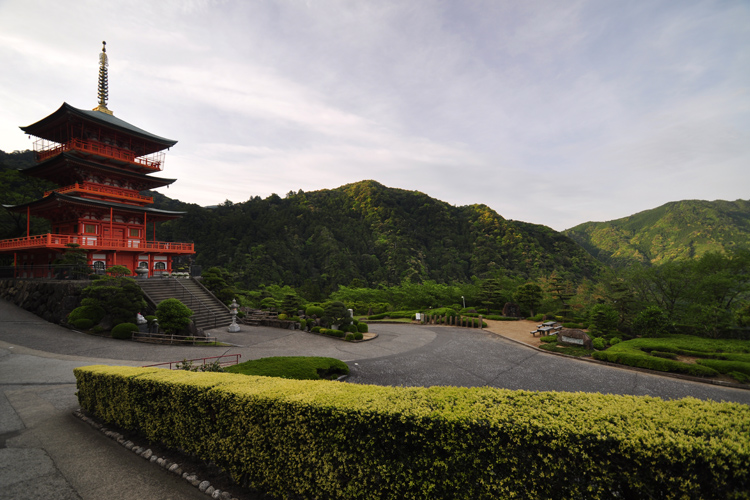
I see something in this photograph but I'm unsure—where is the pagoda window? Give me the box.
[84,224,97,234]
[129,228,140,238]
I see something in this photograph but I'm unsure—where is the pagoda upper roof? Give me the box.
[19,152,176,189]
[5,192,186,221]
[20,103,177,154]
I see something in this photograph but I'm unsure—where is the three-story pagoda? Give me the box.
[0,42,194,277]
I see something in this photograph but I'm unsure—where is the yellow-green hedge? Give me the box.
[74,366,750,499]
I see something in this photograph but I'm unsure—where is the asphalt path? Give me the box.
[1,299,749,499]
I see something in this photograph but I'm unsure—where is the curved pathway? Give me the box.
[2,300,749,499]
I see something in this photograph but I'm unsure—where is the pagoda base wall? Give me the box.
[0,279,88,325]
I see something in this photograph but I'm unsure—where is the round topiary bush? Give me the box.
[306,305,325,317]
[354,332,363,340]
[68,305,105,326]
[72,318,94,330]
[111,322,137,340]
[345,333,355,341]
[278,313,288,320]
[347,324,358,334]
[156,298,193,334]
[610,337,622,346]
[311,326,321,334]
[357,323,368,333]
[592,337,606,350]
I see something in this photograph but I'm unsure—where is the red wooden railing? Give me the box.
[34,138,164,171]
[142,354,241,369]
[44,182,153,204]
[0,233,194,253]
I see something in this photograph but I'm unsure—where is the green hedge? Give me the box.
[111,323,137,340]
[75,366,750,499]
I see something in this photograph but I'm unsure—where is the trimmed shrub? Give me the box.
[111,322,137,340]
[326,329,345,338]
[592,338,606,350]
[609,337,622,346]
[68,305,105,326]
[651,351,678,360]
[306,305,325,318]
[632,306,670,338]
[72,318,94,330]
[357,323,369,333]
[278,313,288,321]
[75,366,750,500]
[156,299,193,334]
[345,333,355,341]
[354,332,363,340]
[311,326,321,334]
[540,335,557,343]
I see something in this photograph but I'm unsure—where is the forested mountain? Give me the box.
[564,199,750,266]
[153,180,600,297]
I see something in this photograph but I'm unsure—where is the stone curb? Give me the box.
[73,409,239,500]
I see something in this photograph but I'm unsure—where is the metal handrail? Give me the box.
[168,278,221,329]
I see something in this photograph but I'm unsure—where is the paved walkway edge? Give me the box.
[73,410,242,500]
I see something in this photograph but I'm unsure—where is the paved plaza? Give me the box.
[1,299,748,499]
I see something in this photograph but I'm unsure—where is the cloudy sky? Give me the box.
[1,0,748,231]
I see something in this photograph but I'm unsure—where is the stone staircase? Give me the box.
[137,278,233,331]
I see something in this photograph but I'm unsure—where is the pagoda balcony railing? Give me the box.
[34,138,164,171]
[0,233,193,254]
[44,182,153,205]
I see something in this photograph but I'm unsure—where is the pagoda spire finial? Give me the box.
[93,41,113,115]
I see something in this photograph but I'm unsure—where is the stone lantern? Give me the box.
[228,298,241,332]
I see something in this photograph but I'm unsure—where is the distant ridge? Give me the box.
[154,180,601,295]
[563,199,750,266]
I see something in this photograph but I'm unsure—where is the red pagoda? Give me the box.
[0,42,194,278]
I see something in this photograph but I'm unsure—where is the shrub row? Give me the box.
[75,366,750,499]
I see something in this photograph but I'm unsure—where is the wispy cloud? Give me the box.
[0,0,747,230]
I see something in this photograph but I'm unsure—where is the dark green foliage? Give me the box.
[106,265,131,277]
[323,301,349,328]
[225,356,349,380]
[354,332,363,340]
[72,318,94,330]
[651,351,678,359]
[540,335,557,343]
[311,326,321,333]
[632,306,670,337]
[345,333,354,341]
[80,276,147,327]
[588,303,619,336]
[357,323,368,333]
[68,305,105,326]
[515,282,543,317]
[154,181,601,298]
[54,243,90,279]
[346,324,358,334]
[281,293,304,315]
[564,199,750,266]
[305,305,325,317]
[111,323,137,340]
[156,298,193,334]
[610,337,622,346]
[592,338,606,350]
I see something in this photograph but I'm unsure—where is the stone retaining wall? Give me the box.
[0,279,88,324]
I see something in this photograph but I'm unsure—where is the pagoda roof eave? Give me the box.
[18,152,177,188]
[20,102,177,151]
[6,192,186,219]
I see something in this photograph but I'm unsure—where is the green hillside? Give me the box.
[155,180,601,296]
[564,199,750,266]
